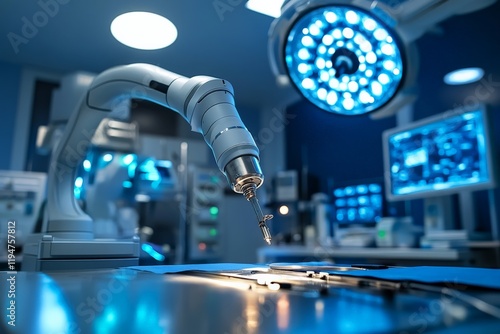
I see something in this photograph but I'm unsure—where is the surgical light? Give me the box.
[110,12,177,50]
[268,0,499,118]
[444,67,484,85]
[281,5,405,115]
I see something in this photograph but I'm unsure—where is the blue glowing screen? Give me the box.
[387,110,493,198]
[285,6,404,115]
[333,183,383,224]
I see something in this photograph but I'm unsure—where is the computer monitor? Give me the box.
[332,179,384,226]
[383,105,496,234]
[383,105,496,201]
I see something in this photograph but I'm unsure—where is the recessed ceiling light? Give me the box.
[110,12,177,50]
[444,67,484,85]
[245,0,285,18]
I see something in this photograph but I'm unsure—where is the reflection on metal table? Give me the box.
[2,263,500,333]
[257,245,500,267]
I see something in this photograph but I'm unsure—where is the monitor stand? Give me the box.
[421,196,470,248]
[424,196,456,233]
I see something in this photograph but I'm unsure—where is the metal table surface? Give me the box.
[1,266,500,334]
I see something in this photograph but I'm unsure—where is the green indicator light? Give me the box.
[209,228,217,236]
[210,206,219,216]
[378,230,386,238]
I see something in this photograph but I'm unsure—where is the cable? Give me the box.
[408,283,500,319]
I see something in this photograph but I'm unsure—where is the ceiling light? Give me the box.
[444,67,484,85]
[246,0,285,18]
[268,0,497,118]
[110,12,177,50]
[270,5,406,116]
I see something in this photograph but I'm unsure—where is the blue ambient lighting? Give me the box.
[74,177,83,188]
[285,6,404,115]
[142,243,165,261]
[38,280,73,333]
[122,180,133,188]
[333,182,383,224]
[102,153,113,163]
[139,159,161,181]
[121,154,136,166]
[156,160,173,168]
[74,177,84,199]
[83,159,92,172]
[128,161,137,179]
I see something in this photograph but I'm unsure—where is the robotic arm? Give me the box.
[47,63,272,244]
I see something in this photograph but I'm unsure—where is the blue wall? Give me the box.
[0,61,21,170]
[285,101,396,195]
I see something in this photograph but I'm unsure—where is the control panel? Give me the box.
[186,167,225,262]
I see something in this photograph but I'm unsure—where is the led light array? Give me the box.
[285,6,404,115]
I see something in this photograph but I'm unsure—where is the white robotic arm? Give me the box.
[23,64,272,271]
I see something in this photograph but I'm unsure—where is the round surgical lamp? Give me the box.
[269,0,418,117]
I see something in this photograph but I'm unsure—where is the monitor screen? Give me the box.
[332,180,384,225]
[383,105,495,201]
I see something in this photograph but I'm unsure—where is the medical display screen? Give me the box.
[332,182,383,224]
[384,108,494,200]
